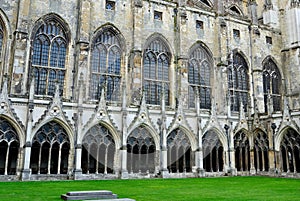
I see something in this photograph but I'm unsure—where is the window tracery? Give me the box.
[143,38,170,105]
[228,53,249,112]
[234,131,250,171]
[30,122,70,174]
[81,124,115,174]
[31,19,68,96]
[167,129,192,173]
[188,45,212,109]
[127,126,156,173]
[263,59,281,112]
[0,118,19,175]
[90,28,122,101]
[254,131,269,171]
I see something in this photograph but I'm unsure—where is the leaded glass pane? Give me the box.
[188,45,212,109]
[31,20,67,95]
[90,29,122,101]
[143,38,170,105]
[228,53,249,112]
[263,59,281,112]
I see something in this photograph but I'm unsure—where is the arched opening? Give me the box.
[254,131,269,172]
[30,121,70,174]
[202,130,224,172]
[167,129,192,173]
[0,118,20,175]
[143,36,171,105]
[280,128,300,173]
[127,126,156,173]
[234,131,250,171]
[81,124,116,174]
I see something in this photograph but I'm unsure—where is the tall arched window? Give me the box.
[228,53,249,112]
[31,18,68,96]
[234,131,250,171]
[280,129,300,173]
[143,37,170,105]
[254,131,269,172]
[263,59,281,112]
[167,129,192,173]
[0,118,19,175]
[188,44,212,109]
[30,122,70,174]
[81,124,115,174]
[202,130,223,172]
[127,126,156,173]
[90,28,122,101]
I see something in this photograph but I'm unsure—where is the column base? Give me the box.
[121,170,129,179]
[250,167,256,175]
[269,168,279,176]
[160,169,169,178]
[21,169,31,181]
[73,169,82,180]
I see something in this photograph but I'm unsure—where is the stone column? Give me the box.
[121,85,128,179]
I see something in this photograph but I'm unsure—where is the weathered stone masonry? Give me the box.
[0,0,300,181]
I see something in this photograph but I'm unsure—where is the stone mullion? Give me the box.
[168,147,171,172]
[47,144,52,174]
[292,148,296,173]
[96,146,99,174]
[262,149,265,171]
[4,143,9,175]
[255,148,260,171]
[209,150,212,172]
[245,147,249,171]
[285,149,289,172]
[130,147,133,173]
[57,144,62,174]
[239,147,243,171]
[87,145,90,174]
[216,147,219,172]
[38,145,42,174]
[104,146,108,174]
[183,147,186,172]
[146,147,149,172]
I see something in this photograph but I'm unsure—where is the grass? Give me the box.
[0,176,299,201]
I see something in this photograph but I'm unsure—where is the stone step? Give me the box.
[61,190,117,200]
[83,199,135,201]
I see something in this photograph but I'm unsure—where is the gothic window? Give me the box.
[228,53,249,112]
[202,130,224,172]
[0,118,19,175]
[167,129,193,173]
[90,28,122,101]
[200,0,211,7]
[81,124,115,174]
[229,6,242,16]
[254,131,269,172]
[263,59,281,112]
[143,38,170,105]
[31,19,68,96]
[30,122,70,174]
[188,45,212,109]
[127,126,156,173]
[234,131,250,171]
[280,129,300,173]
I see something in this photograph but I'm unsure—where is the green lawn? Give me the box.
[0,177,299,201]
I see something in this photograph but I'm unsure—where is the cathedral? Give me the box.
[0,0,299,181]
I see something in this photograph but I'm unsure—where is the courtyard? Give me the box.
[0,176,299,201]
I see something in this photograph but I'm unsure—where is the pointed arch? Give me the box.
[228,50,249,112]
[167,128,193,173]
[262,56,282,112]
[90,24,125,101]
[30,120,71,174]
[188,41,214,109]
[81,123,117,174]
[143,33,172,105]
[202,129,224,172]
[127,125,157,173]
[253,129,269,172]
[278,127,300,173]
[234,129,250,171]
[229,5,243,16]
[0,117,21,175]
[29,13,71,96]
